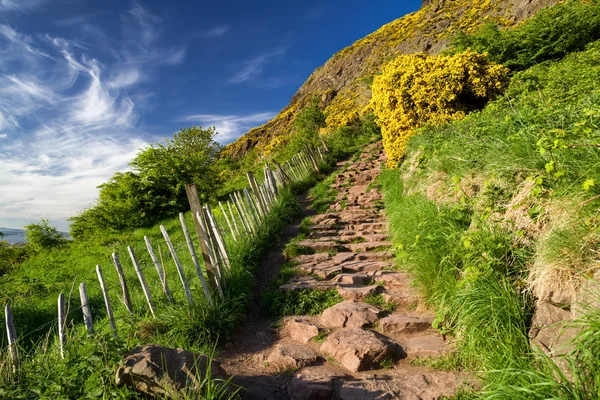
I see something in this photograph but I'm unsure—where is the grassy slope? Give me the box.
[380,42,600,398]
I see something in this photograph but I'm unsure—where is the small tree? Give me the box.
[294,96,329,151]
[24,219,67,251]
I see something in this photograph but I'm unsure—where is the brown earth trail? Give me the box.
[218,143,472,399]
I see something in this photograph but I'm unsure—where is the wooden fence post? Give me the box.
[185,184,218,288]
[144,236,173,302]
[127,246,156,317]
[111,253,133,315]
[79,283,94,334]
[159,226,194,306]
[235,191,255,233]
[205,207,230,269]
[4,304,19,379]
[247,172,267,216]
[57,293,66,359]
[179,213,212,305]
[219,202,237,242]
[243,188,260,226]
[195,212,225,299]
[227,201,241,237]
[96,266,117,338]
[229,193,249,235]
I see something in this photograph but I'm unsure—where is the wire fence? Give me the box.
[1,145,328,380]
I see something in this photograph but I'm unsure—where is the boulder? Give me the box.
[284,317,320,344]
[115,344,227,397]
[266,344,319,371]
[379,314,433,335]
[320,328,397,372]
[288,370,334,400]
[402,334,449,358]
[321,301,381,328]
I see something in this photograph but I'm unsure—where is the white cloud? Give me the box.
[206,25,229,38]
[182,112,276,144]
[0,0,49,12]
[0,13,184,229]
[229,47,286,84]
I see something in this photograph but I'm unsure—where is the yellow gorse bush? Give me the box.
[370,50,508,168]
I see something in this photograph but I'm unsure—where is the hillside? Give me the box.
[223,0,561,160]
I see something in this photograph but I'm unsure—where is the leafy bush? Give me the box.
[450,0,600,71]
[24,219,67,251]
[370,51,508,167]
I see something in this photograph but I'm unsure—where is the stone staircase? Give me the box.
[263,143,471,399]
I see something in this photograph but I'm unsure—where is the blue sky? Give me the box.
[0,0,421,231]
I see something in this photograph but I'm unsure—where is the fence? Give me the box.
[2,145,328,381]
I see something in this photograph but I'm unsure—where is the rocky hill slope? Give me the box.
[224,0,561,160]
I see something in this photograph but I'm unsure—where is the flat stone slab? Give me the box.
[331,273,369,285]
[320,328,397,372]
[337,285,380,301]
[284,317,320,344]
[321,301,381,328]
[379,314,433,335]
[266,344,318,371]
[402,334,450,358]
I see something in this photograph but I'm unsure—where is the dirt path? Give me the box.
[218,143,471,399]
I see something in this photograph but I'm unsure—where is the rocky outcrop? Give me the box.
[224,0,563,160]
[115,345,228,397]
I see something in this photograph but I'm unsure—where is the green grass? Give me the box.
[379,38,600,400]
[262,288,343,317]
[363,293,397,313]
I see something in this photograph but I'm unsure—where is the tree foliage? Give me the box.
[69,126,221,239]
[450,0,600,71]
[369,50,508,167]
[24,219,67,251]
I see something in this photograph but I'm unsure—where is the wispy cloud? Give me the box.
[206,25,229,38]
[0,0,49,12]
[0,4,185,229]
[228,47,286,84]
[182,112,276,144]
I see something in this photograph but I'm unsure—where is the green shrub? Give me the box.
[24,219,68,251]
[450,0,600,70]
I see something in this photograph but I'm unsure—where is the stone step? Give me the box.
[346,241,393,252]
[337,285,380,301]
[266,344,319,372]
[321,300,381,328]
[378,314,434,336]
[297,240,343,252]
[399,334,451,358]
[320,328,398,372]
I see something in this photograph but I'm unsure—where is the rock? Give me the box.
[331,273,368,285]
[115,344,227,397]
[284,317,320,343]
[337,285,379,300]
[402,334,450,358]
[333,252,356,265]
[379,314,433,335]
[529,300,578,355]
[266,344,319,371]
[321,301,381,328]
[288,370,334,400]
[338,382,394,400]
[321,328,397,372]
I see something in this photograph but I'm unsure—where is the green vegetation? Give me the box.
[450,0,600,71]
[24,219,68,252]
[0,187,301,398]
[69,126,222,239]
[380,13,600,397]
[363,293,397,313]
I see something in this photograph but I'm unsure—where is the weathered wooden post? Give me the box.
[227,200,241,237]
[185,184,218,288]
[243,188,260,226]
[111,253,133,315]
[179,213,212,305]
[205,207,230,269]
[4,304,19,379]
[96,265,117,338]
[127,246,156,317]
[235,191,255,233]
[247,172,267,216]
[160,226,194,306]
[229,193,249,235]
[79,283,94,334]
[219,202,237,241]
[195,212,225,299]
[144,236,173,302]
[57,293,66,359]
